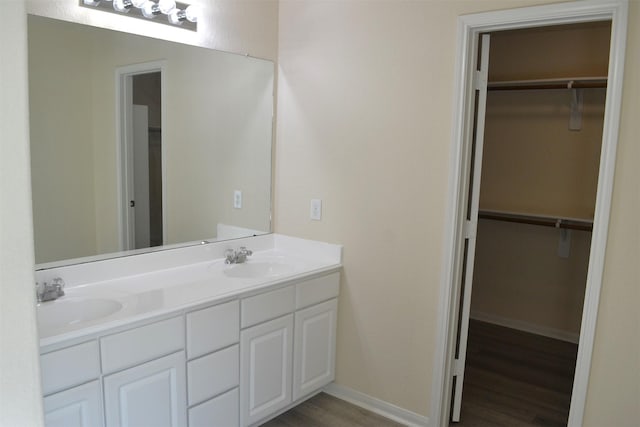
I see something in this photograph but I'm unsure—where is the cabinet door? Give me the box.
[44,380,103,427]
[240,314,293,426]
[293,299,338,400]
[104,351,186,427]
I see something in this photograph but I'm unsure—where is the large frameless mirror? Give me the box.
[28,15,274,268]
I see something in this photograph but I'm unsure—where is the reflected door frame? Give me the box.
[430,1,629,426]
[115,60,167,251]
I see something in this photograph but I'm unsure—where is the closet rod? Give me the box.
[478,210,593,231]
[488,77,607,91]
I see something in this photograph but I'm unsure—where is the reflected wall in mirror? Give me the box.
[28,15,274,266]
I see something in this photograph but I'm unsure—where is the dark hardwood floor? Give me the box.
[452,320,578,427]
[262,392,404,427]
[263,320,577,427]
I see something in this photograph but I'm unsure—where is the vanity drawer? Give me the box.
[100,316,184,374]
[40,341,100,395]
[187,300,239,359]
[187,344,239,406]
[241,285,295,328]
[295,272,340,310]
[188,387,239,427]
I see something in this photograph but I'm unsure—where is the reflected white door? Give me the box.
[451,33,491,422]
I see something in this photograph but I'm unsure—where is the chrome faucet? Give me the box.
[36,278,65,303]
[224,247,253,264]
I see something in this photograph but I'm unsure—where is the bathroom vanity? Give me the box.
[37,234,342,427]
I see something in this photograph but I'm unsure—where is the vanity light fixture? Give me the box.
[81,0,198,31]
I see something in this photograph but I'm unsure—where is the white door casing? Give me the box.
[431,1,629,426]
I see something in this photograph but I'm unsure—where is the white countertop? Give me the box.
[37,234,342,349]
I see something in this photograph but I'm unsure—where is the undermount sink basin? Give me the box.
[37,297,123,330]
[223,261,294,279]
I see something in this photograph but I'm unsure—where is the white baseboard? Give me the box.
[470,310,580,344]
[323,383,429,427]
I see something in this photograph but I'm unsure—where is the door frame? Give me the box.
[115,60,167,251]
[430,1,629,426]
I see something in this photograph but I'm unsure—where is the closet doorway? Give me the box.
[431,1,629,427]
[454,21,610,426]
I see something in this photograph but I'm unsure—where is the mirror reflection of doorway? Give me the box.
[118,67,164,251]
[132,72,163,249]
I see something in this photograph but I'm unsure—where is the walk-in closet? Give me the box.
[454,21,611,426]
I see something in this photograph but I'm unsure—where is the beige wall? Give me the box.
[276,0,639,423]
[481,88,605,219]
[488,21,611,81]
[0,0,44,426]
[28,16,274,263]
[481,22,609,219]
[472,220,590,337]
[28,16,99,263]
[583,1,640,423]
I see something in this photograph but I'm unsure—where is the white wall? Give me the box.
[0,0,44,425]
[275,0,639,423]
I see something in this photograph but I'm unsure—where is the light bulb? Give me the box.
[113,0,132,12]
[131,0,146,7]
[185,5,199,23]
[158,0,176,14]
[168,8,186,24]
[141,1,160,18]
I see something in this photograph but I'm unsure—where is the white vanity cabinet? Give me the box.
[240,272,340,426]
[40,269,340,427]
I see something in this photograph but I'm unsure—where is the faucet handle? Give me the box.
[224,248,236,264]
[239,246,252,255]
[52,277,65,294]
[35,281,43,302]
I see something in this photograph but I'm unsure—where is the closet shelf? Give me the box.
[488,76,607,91]
[478,210,593,231]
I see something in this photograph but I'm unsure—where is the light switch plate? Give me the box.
[310,199,322,221]
[234,190,242,209]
